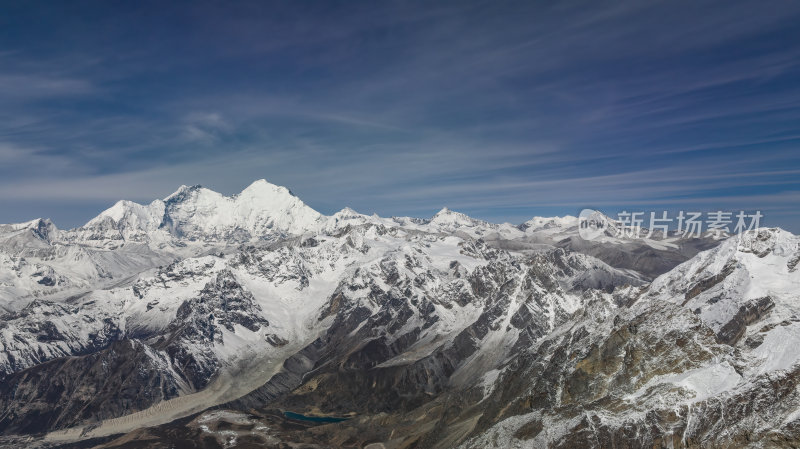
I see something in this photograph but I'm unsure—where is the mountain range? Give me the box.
[0,179,796,449]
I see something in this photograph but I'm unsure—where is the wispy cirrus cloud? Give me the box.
[0,74,94,99]
[180,112,233,145]
[0,0,798,230]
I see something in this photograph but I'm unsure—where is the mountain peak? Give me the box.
[334,207,361,217]
[0,217,60,249]
[521,215,579,232]
[435,207,452,215]
[21,217,55,229]
[164,184,203,203]
[160,180,322,241]
[1,217,57,236]
[238,178,295,199]
[79,180,323,242]
[430,207,483,227]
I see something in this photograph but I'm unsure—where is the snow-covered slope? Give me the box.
[0,218,59,250]
[4,179,795,449]
[647,228,800,344]
[456,227,800,449]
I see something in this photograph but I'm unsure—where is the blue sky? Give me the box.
[1,0,799,230]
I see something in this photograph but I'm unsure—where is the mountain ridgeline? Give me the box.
[0,179,796,449]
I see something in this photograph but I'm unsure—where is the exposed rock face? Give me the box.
[683,261,737,303]
[170,269,270,339]
[716,295,774,345]
[0,299,123,377]
[0,340,185,435]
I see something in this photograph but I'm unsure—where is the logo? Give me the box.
[577,208,763,242]
[578,209,615,241]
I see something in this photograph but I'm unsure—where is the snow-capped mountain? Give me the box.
[77,179,324,245]
[0,180,796,449]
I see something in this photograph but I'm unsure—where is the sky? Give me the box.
[1,0,799,231]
